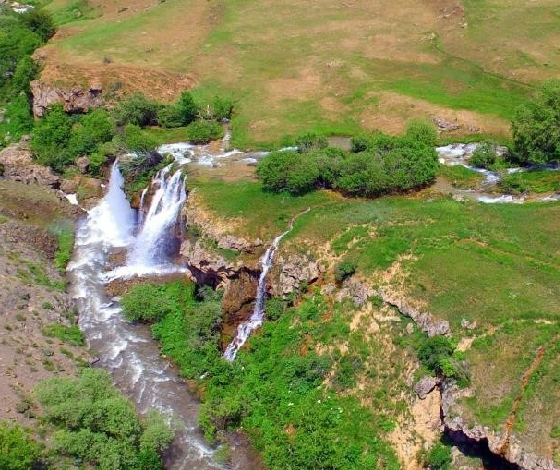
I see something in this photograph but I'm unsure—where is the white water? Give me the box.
[67,162,223,470]
[223,209,310,361]
[138,187,148,226]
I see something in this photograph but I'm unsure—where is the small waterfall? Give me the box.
[138,187,148,226]
[223,208,310,361]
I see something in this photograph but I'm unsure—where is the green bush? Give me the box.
[35,369,173,470]
[295,131,328,153]
[113,92,159,127]
[67,108,115,157]
[31,104,74,171]
[417,336,455,372]
[334,260,356,283]
[469,142,501,169]
[258,131,438,197]
[405,118,438,147]
[0,421,42,470]
[185,119,223,143]
[18,8,55,42]
[0,93,34,143]
[424,442,452,470]
[211,95,234,120]
[122,123,159,154]
[511,79,560,164]
[157,104,184,128]
[121,283,179,322]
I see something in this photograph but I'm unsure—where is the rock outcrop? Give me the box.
[379,289,451,337]
[0,137,60,188]
[271,252,323,297]
[441,381,559,470]
[414,376,438,400]
[31,80,103,118]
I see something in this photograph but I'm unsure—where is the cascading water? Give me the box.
[223,208,310,361]
[129,167,187,268]
[67,162,225,470]
[138,187,148,226]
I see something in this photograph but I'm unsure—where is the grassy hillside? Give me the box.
[37,0,560,147]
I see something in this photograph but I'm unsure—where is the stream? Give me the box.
[67,157,264,469]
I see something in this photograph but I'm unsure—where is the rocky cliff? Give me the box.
[30,80,103,118]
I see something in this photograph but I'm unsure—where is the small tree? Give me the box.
[113,92,159,127]
[31,104,73,171]
[334,260,356,283]
[405,118,438,147]
[511,79,560,164]
[19,9,56,42]
[0,422,42,470]
[176,92,198,125]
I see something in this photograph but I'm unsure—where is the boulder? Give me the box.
[272,252,322,296]
[0,139,60,188]
[76,156,90,174]
[414,375,438,399]
[222,271,257,322]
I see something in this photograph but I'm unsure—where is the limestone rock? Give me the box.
[76,156,90,174]
[379,289,450,336]
[414,376,438,399]
[336,279,373,307]
[271,252,322,296]
[222,271,257,323]
[31,80,103,118]
[0,139,60,188]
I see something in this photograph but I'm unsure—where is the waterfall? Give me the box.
[223,208,310,361]
[138,187,148,226]
[128,167,187,268]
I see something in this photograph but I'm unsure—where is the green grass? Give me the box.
[41,323,85,346]
[438,165,484,189]
[190,179,333,239]
[141,126,191,145]
[500,169,560,194]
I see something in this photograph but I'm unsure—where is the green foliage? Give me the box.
[211,95,234,120]
[294,131,328,153]
[35,369,173,470]
[31,104,74,171]
[157,104,185,128]
[0,93,34,143]
[0,421,42,470]
[417,336,454,372]
[121,283,182,322]
[424,442,452,470]
[185,119,223,143]
[113,92,159,127]
[469,142,502,169]
[67,108,114,157]
[122,123,159,154]
[334,260,356,283]
[18,8,56,42]
[42,323,85,346]
[512,79,560,164]
[176,91,199,125]
[197,294,400,470]
[499,169,560,194]
[49,0,97,26]
[405,119,438,147]
[257,131,438,197]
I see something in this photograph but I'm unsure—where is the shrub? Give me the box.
[0,93,34,143]
[424,442,452,470]
[417,336,455,374]
[53,225,74,273]
[185,119,223,143]
[122,124,159,154]
[256,150,320,194]
[157,105,184,128]
[113,92,159,127]
[18,8,56,42]
[498,173,527,194]
[469,142,500,169]
[0,421,42,470]
[121,283,178,322]
[67,108,115,158]
[30,104,73,171]
[175,91,198,125]
[211,95,234,120]
[334,260,356,283]
[295,131,328,153]
[405,118,438,147]
[511,79,560,164]
[35,369,173,470]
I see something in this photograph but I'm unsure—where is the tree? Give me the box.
[68,108,115,157]
[511,79,560,164]
[185,119,223,143]
[122,124,158,154]
[0,421,42,470]
[405,118,438,147]
[31,104,73,171]
[176,92,198,125]
[18,9,56,42]
[113,92,159,127]
[469,141,500,169]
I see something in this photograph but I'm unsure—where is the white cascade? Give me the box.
[138,187,148,226]
[128,166,187,268]
[223,208,310,361]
